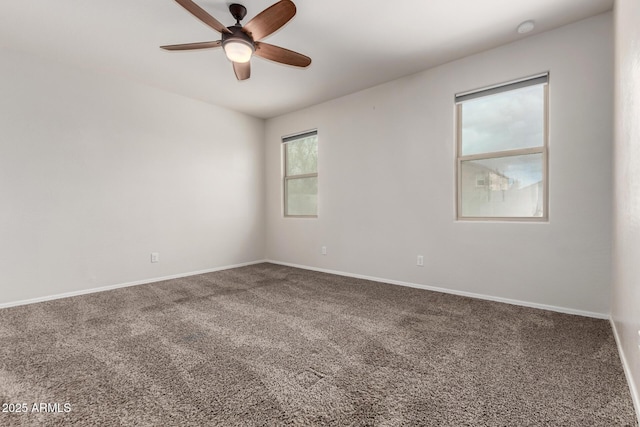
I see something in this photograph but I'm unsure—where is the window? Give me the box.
[283,130,318,217]
[456,73,548,220]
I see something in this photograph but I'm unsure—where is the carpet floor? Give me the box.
[0,263,637,426]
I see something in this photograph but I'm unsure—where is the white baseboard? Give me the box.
[0,259,268,309]
[2,258,609,321]
[611,319,640,425]
[266,260,609,319]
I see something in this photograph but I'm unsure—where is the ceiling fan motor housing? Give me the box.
[222,25,255,48]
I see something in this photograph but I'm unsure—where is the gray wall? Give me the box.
[0,48,265,305]
[612,0,640,417]
[265,13,613,317]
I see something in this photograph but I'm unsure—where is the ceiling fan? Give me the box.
[161,0,311,81]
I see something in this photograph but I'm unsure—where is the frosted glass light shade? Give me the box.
[223,40,254,63]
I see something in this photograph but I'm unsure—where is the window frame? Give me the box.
[282,129,318,218]
[455,74,549,222]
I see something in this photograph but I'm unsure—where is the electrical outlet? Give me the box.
[151,252,159,263]
[321,246,327,255]
[417,255,424,266]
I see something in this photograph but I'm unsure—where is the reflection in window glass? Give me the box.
[460,153,544,217]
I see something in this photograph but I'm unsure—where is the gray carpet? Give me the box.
[0,263,636,426]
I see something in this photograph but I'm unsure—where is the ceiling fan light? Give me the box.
[223,39,254,63]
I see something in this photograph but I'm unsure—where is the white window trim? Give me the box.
[455,74,549,222]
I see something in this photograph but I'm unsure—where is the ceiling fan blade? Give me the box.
[160,40,222,51]
[254,42,311,67]
[233,61,251,81]
[243,0,296,41]
[174,0,231,34]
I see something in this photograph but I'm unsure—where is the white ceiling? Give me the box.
[0,0,613,119]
